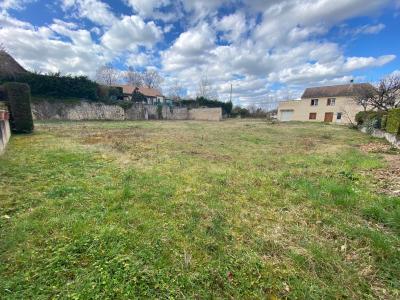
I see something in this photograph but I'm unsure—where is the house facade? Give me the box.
[277,83,373,124]
[117,85,165,105]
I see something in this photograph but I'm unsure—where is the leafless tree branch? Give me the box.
[142,70,163,89]
[95,64,120,86]
[124,67,143,87]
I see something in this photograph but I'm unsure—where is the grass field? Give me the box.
[0,120,399,299]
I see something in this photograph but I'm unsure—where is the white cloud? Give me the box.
[162,23,215,71]
[0,10,33,28]
[61,0,117,26]
[342,23,386,36]
[343,55,396,71]
[101,15,162,52]
[0,0,35,11]
[253,0,391,47]
[125,52,151,67]
[215,12,247,43]
[0,0,396,107]
[0,19,110,76]
[124,0,169,17]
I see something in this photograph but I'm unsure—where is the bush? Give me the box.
[0,72,98,100]
[108,86,123,101]
[179,99,197,108]
[4,82,34,133]
[386,108,400,135]
[381,115,387,130]
[355,110,387,129]
[231,106,250,118]
[97,85,123,101]
[131,90,147,103]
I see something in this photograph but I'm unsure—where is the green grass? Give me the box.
[0,120,399,299]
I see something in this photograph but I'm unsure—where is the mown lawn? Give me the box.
[0,120,399,299]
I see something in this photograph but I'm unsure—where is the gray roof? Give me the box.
[301,83,374,99]
[0,51,27,78]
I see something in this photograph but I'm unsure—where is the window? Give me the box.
[327,98,336,106]
[310,99,318,106]
[337,112,342,120]
[309,113,317,120]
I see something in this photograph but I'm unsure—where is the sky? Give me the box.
[0,0,399,108]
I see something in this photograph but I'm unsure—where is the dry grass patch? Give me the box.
[0,120,399,299]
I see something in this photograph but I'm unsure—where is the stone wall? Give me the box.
[189,107,222,121]
[162,106,189,120]
[32,101,221,122]
[0,103,11,154]
[360,127,400,149]
[32,101,125,120]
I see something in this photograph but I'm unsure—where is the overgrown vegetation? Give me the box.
[355,110,387,128]
[3,82,33,133]
[0,72,99,100]
[0,72,124,103]
[179,97,233,114]
[386,108,400,135]
[1,120,399,299]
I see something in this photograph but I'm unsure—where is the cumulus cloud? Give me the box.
[162,23,216,71]
[124,0,169,17]
[125,51,151,67]
[0,0,35,11]
[215,12,248,43]
[0,23,109,75]
[101,15,162,52]
[0,0,396,106]
[0,11,33,28]
[61,0,117,26]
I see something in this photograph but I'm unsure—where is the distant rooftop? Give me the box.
[301,83,374,99]
[116,85,163,97]
[0,50,27,78]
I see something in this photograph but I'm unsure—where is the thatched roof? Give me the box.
[0,51,27,78]
[301,83,374,99]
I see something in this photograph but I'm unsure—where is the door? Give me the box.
[324,112,333,122]
[280,110,294,122]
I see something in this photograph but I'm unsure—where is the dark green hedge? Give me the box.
[97,85,123,101]
[4,82,34,133]
[386,108,400,135]
[355,111,387,129]
[0,73,98,100]
[197,97,233,114]
[177,98,233,114]
[131,90,147,102]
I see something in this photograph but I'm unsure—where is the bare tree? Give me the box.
[168,80,184,101]
[95,64,120,86]
[142,70,163,89]
[353,75,400,111]
[196,75,218,100]
[352,85,376,111]
[373,75,400,110]
[124,67,143,87]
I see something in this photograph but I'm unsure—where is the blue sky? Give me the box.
[0,0,399,108]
